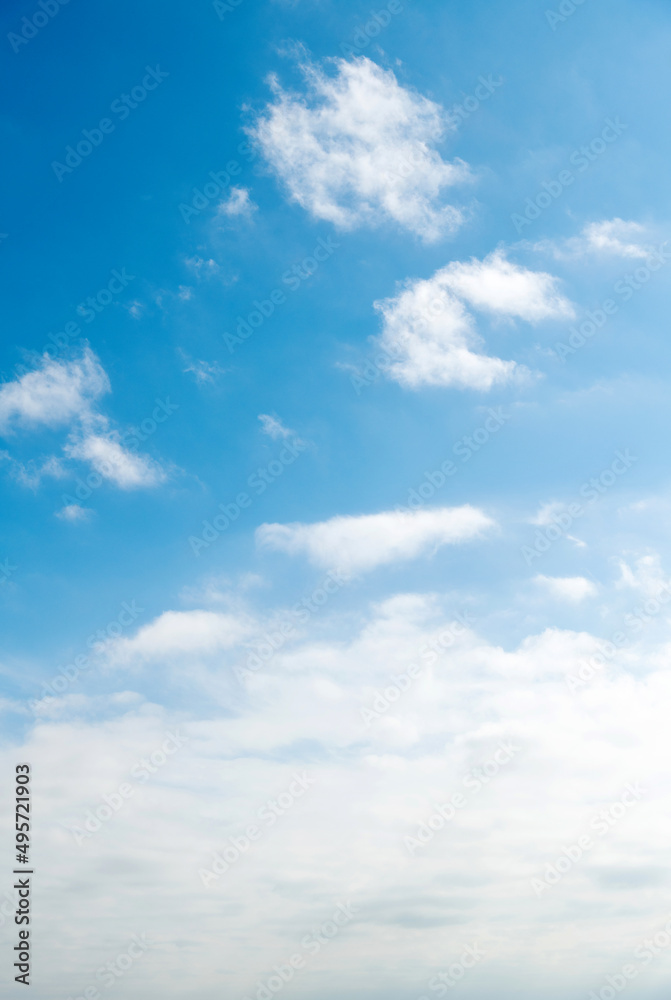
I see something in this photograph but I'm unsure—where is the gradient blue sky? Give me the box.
[2,1,671,998]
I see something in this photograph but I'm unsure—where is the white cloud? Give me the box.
[537,219,653,260]
[616,553,671,596]
[0,347,166,492]
[375,274,517,391]
[55,503,93,523]
[0,348,108,433]
[258,413,294,439]
[256,505,495,574]
[8,590,671,998]
[374,251,573,391]
[249,55,470,241]
[0,349,168,492]
[0,348,168,492]
[64,431,166,489]
[534,574,598,602]
[582,218,650,258]
[375,249,571,391]
[440,250,575,321]
[217,186,257,219]
[0,453,66,489]
[105,609,252,665]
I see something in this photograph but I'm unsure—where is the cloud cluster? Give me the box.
[9,579,671,999]
[249,55,470,241]
[0,347,166,495]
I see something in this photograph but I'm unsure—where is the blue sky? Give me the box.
[2,0,671,998]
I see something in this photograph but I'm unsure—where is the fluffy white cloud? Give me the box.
[375,273,516,391]
[64,431,166,489]
[534,574,598,602]
[0,348,108,433]
[439,250,575,321]
[374,251,572,390]
[249,55,470,241]
[256,505,495,574]
[105,609,252,665]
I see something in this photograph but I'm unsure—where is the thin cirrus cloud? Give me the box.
[178,348,227,385]
[256,505,495,575]
[375,250,574,391]
[616,553,670,596]
[0,347,166,492]
[249,54,470,242]
[258,413,295,439]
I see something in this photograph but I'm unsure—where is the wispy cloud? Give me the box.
[581,218,651,258]
[180,350,227,385]
[536,218,654,260]
[1,453,67,490]
[258,413,295,439]
[184,255,221,279]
